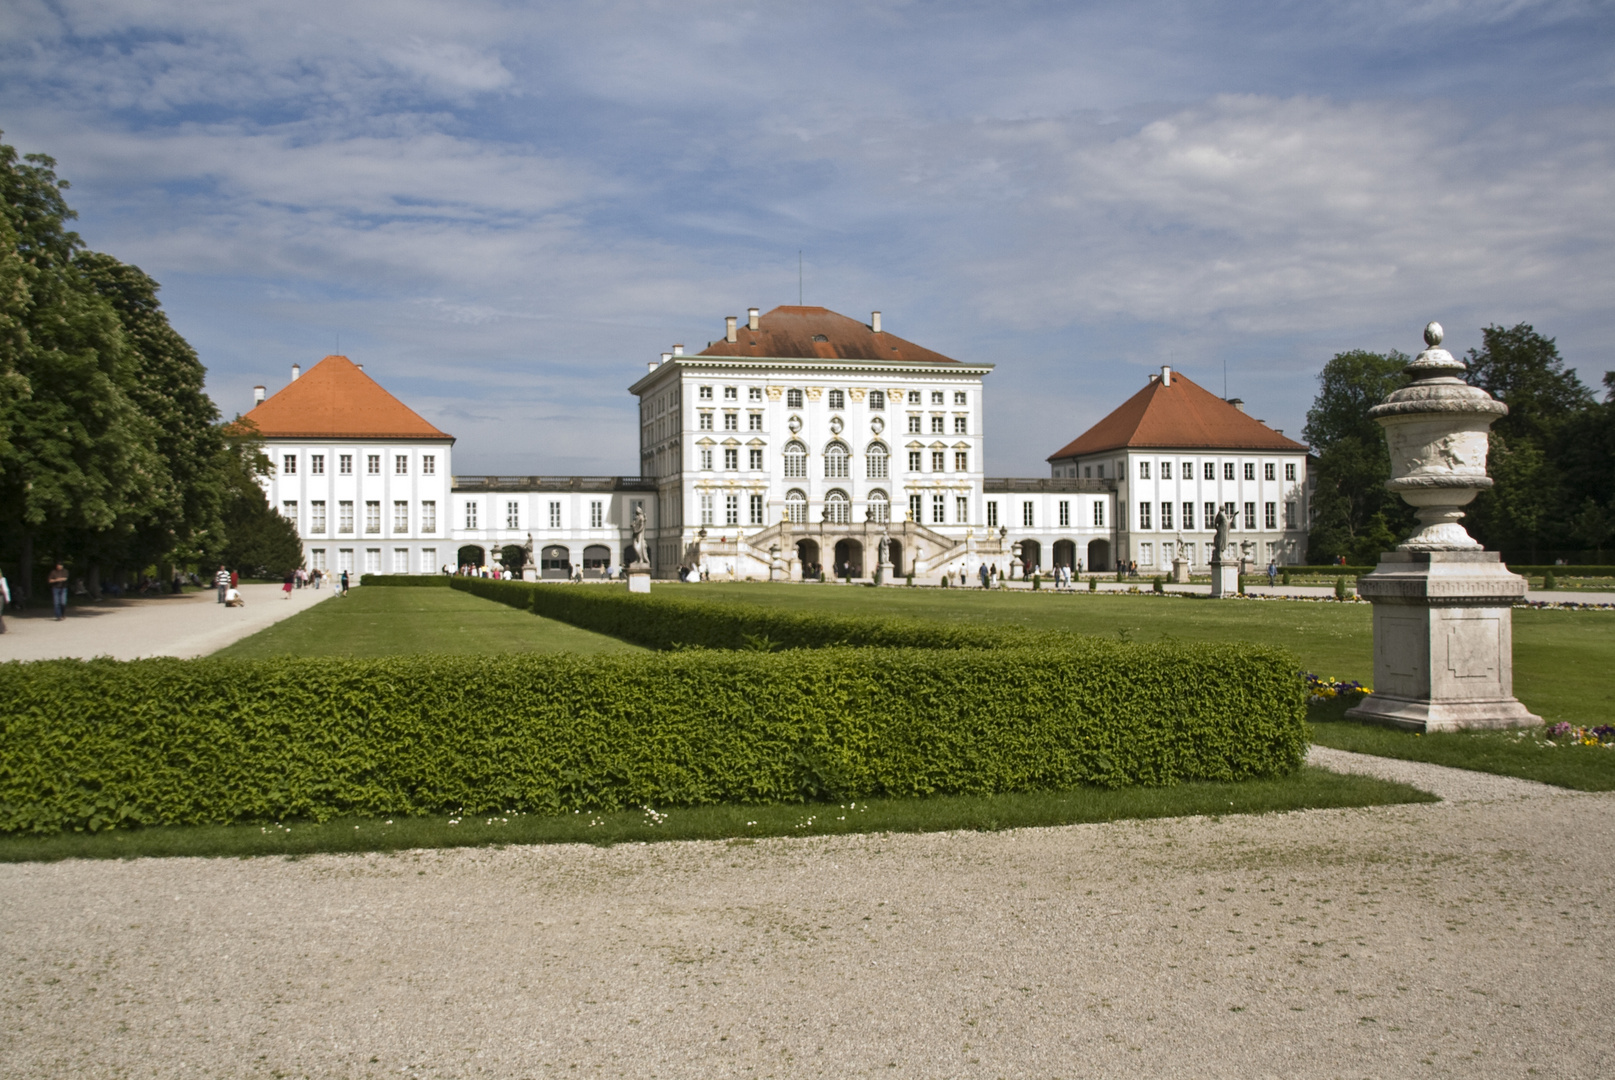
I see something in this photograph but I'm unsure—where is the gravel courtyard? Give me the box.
[2,751,1609,1079]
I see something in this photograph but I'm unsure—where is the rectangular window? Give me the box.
[931,450,944,472]
[1243,501,1255,526]
[723,413,738,431]
[310,454,325,475]
[311,549,327,572]
[282,454,297,475]
[464,502,478,530]
[933,494,946,524]
[365,548,381,574]
[1264,462,1276,481]
[1084,466,1092,478]
[1286,462,1297,481]
[395,455,408,475]
[548,501,561,528]
[908,450,922,471]
[749,448,763,470]
[954,391,967,405]
[869,390,885,410]
[720,386,736,400]
[700,448,713,470]
[1093,501,1105,527]
[955,451,968,471]
[787,388,803,408]
[393,548,409,574]
[1022,501,1034,527]
[749,494,764,526]
[590,501,603,528]
[1140,542,1154,567]
[1161,461,1172,480]
[365,501,381,533]
[282,500,298,520]
[395,501,410,532]
[725,494,739,526]
[1182,502,1194,531]
[1161,501,1173,530]
[987,501,999,527]
[1244,463,1255,481]
[339,548,354,572]
[505,501,519,529]
[954,416,967,434]
[1139,502,1152,530]
[748,387,762,402]
[724,448,739,470]
[368,454,381,475]
[828,389,844,409]
[909,494,922,522]
[1206,502,1217,530]
[340,454,353,475]
[931,391,944,405]
[422,501,436,533]
[908,391,921,404]
[421,548,436,573]
[1096,464,1105,479]
[908,416,922,434]
[699,386,713,400]
[956,496,968,524]
[1138,460,1150,480]
[1285,501,1297,527]
[930,416,944,434]
[1182,461,1192,480]
[1224,462,1235,481]
[339,500,354,533]
[1059,500,1070,527]
[748,413,762,431]
[1265,502,1277,530]
[699,413,713,430]
[1204,461,1214,480]
[422,455,435,475]
[311,500,327,532]
[700,494,714,526]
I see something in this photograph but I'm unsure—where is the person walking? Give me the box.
[282,569,295,599]
[48,562,69,620]
[340,569,350,596]
[1267,561,1278,587]
[215,565,230,603]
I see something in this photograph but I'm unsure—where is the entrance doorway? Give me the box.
[1019,539,1042,575]
[887,539,904,576]
[582,544,611,578]
[796,539,821,577]
[540,545,572,579]
[833,538,864,579]
[1052,539,1077,571]
[1087,538,1111,572]
[456,545,486,570]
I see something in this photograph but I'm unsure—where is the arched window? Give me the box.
[824,489,850,525]
[866,441,888,479]
[787,388,804,409]
[869,390,885,410]
[824,441,849,478]
[785,489,807,524]
[868,489,890,523]
[828,389,845,410]
[783,441,808,478]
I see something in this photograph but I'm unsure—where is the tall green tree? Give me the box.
[1303,349,1416,564]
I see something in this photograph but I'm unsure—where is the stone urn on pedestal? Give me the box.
[1345,322,1541,731]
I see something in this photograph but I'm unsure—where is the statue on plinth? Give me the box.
[626,505,649,568]
[1212,506,1238,563]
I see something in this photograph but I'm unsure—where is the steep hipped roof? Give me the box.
[238,355,452,441]
[697,306,963,365]
[1047,371,1306,459]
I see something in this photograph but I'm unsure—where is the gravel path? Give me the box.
[0,582,332,661]
[3,751,1609,1079]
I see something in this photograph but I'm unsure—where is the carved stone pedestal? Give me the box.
[1210,561,1239,598]
[1171,558,1190,584]
[1345,550,1540,732]
[627,565,651,594]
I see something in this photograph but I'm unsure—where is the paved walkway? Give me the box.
[2,750,1608,1079]
[0,582,334,662]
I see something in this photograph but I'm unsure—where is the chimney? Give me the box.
[291,364,301,381]
[747,307,759,331]
[1228,397,1245,412]
[871,311,882,333]
[672,344,684,356]
[647,359,659,373]
[661,352,672,365]
[356,364,364,372]
[725,316,738,343]
[253,385,266,405]
[1160,365,1171,386]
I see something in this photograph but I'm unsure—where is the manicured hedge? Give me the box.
[451,576,1034,651]
[1510,565,1615,578]
[360,574,452,587]
[0,643,1306,833]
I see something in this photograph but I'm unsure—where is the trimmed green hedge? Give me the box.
[1509,565,1615,578]
[450,576,1034,651]
[360,574,452,587]
[0,643,1306,834]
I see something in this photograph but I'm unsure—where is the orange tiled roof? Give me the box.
[238,356,452,440]
[697,306,962,364]
[1047,371,1306,459]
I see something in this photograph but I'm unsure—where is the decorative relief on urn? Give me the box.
[1368,322,1508,551]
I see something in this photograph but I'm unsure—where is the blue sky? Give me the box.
[2,0,1611,474]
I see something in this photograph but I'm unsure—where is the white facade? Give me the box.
[448,479,656,578]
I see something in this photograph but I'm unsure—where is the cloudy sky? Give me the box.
[2,0,1611,474]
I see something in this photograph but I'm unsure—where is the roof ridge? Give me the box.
[1046,370,1306,459]
[240,356,453,441]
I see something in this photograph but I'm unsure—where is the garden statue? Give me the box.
[627,504,648,567]
[1209,506,1240,597]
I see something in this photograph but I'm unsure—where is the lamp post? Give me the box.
[1345,323,1540,731]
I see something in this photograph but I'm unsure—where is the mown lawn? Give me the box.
[214,584,643,658]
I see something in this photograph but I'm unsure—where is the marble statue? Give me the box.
[1212,506,1238,563]
[627,504,647,566]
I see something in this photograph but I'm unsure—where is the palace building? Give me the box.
[244,306,1309,579]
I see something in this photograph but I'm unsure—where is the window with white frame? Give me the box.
[1089,500,1103,527]
[828,389,845,410]
[699,413,713,430]
[422,455,435,475]
[339,548,354,572]
[340,454,353,475]
[931,391,944,405]
[1059,500,1070,527]
[724,448,738,470]
[786,489,806,523]
[825,442,849,478]
[590,501,603,528]
[908,415,922,434]
[1183,501,1195,530]
[1264,502,1277,529]
[827,490,851,525]
[505,501,520,529]
[282,454,297,475]
[724,386,738,400]
[1242,462,1254,480]
[1223,462,1235,480]
[908,450,922,471]
[869,489,889,523]
[311,454,325,475]
[393,548,409,574]
[987,501,999,527]
[700,493,714,526]
[907,390,921,404]
[395,501,410,532]
[282,500,297,520]
[1182,461,1192,479]
[909,494,922,521]
[1244,500,1256,526]
[954,416,967,434]
[699,447,713,470]
[368,454,381,475]
[548,501,561,528]
[1022,501,1035,527]
[1161,501,1173,530]
[1203,461,1214,480]
[422,501,436,533]
[395,455,408,475]
[1140,542,1154,566]
[869,390,885,410]
[340,501,354,533]
[1139,502,1152,529]
[867,443,888,478]
[749,494,763,525]
[464,502,478,530]
[365,501,381,533]
[1161,461,1172,480]
[956,496,968,523]
[365,548,381,574]
[1138,460,1150,480]
[954,391,966,405]
[784,441,807,478]
[932,494,946,524]
[1285,500,1296,527]
[954,450,968,472]
[724,494,739,525]
[748,448,763,470]
[748,387,762,402]
[930,416,945,434]
[699,385,713,400]
[311,500,327,532]
[723,413,738,431]
[1205,501,1217,528]
[748,412,763,431]
[311,548,327,571]
[1264,462,1276,481]
[421,548,436,573]
[786,388,803,408]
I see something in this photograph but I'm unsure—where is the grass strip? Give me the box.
[0,766,1432,863]
[1308,697,1615,791]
